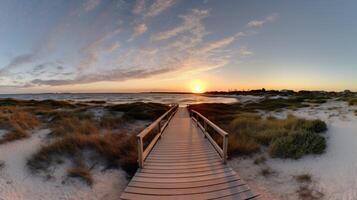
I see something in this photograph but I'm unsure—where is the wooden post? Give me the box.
[137,137,144,168]
[223,135,228,164]
[203,120,207,138]
[158,122,162,138]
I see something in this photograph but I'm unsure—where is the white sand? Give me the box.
[0,129,128,200]
[229,100,357,200]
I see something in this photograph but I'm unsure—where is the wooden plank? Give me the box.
[132,172,238,183]
[121,185,250,200]
[124,179,246,195]
[120,107,258,200]
[135,168,234,178]
[138,165,230,174]
[143,161,223,170]
[128,175,241,189]
[144,160,222,167]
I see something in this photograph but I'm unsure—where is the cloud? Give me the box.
[105,42,120,52]
[133,23,148,37]
[196,36,235,53]
[78,28,121,69]
[146,0,176,17]
[238,46,253,56]
[247,13,279,28]
[0,54,37,74]
[152,9,209,41]
[83,0,101,12]
[133,0,146,14]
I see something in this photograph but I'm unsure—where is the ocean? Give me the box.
[0,93,237,105]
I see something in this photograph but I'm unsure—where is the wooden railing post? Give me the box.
[203,120,207,138]
[137,136,144,168]
[223,135,228,164]
[136,104,178,169]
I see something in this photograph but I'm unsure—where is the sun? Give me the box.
[190,80,205,93]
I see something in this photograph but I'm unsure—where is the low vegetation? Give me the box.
[67,166,93,186]
[189,100,328,159]
[295,173,312,183]
[339,96,357,106]
[260,167,275,177]
[26,101,169,182]
[297,185,324,200]
[0,106,40,144]
[0,160,5,170]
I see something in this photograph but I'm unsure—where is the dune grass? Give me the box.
[26,101,169,180]
[338,96,357,106]
[67,165,93,186]
[189,101,327,159]
[49,111,99,137]
[295,173,312,183]
[107,102,170,121]
[0,107,40,144]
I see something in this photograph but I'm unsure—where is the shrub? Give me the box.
[297,185,324,200]
[269,131,326,159]
[253,156,266,165]
[27,133,138,176]
[295,173,312,183]
[67,166,93,186]
[260,167,275,177]
[100,113,125,129]
[49,112,98,137]
[302,120,327,133]
[228,134,260,155]
[108,102,169,121]
[0,128,29,144]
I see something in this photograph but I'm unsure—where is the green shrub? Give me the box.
[302,120,327,133]
[269,131,326,159]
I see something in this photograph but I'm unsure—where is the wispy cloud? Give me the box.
[152,9,209,41]
[0,53,37,75]
[105,42,120,52]
[133,0,146,14]
[78,28,121,69]
[146,0,176,17]
[133,23,148,37]
[247,13,279,28]
[83,0,101,12]
[238,46,253,56]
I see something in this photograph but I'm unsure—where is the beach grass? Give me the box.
[67,165,93,186]
[0,107,40,144]
[26,101,169,180]
[189,101,327,158]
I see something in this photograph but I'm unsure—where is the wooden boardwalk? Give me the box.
[120,107,259,200]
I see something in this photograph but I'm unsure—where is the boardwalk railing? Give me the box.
[190,110,229,164]
[137,104,179,168]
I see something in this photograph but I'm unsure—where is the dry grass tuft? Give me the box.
[27,133,138,176]
[0,107,40,144]
[297,185,324,200]
[0,160,5,170]
[260,167,275,177]
[67,166,93,186]
[49,111,98,137]
[253,156,266,165]
[295,173,312,183]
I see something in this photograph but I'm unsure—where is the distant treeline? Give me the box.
[205,89,356,96]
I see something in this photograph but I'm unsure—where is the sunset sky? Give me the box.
[0,0,356,93]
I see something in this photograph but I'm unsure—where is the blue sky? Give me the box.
[0,0,356,93]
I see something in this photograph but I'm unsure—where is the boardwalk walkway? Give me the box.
[120,107,259,200]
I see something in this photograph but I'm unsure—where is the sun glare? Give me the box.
[190,80,205,93]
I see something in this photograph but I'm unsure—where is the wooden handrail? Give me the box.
[137,104,179,168]
[190,110,229,163]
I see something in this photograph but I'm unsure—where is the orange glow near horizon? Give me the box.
[189,80,205,93]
